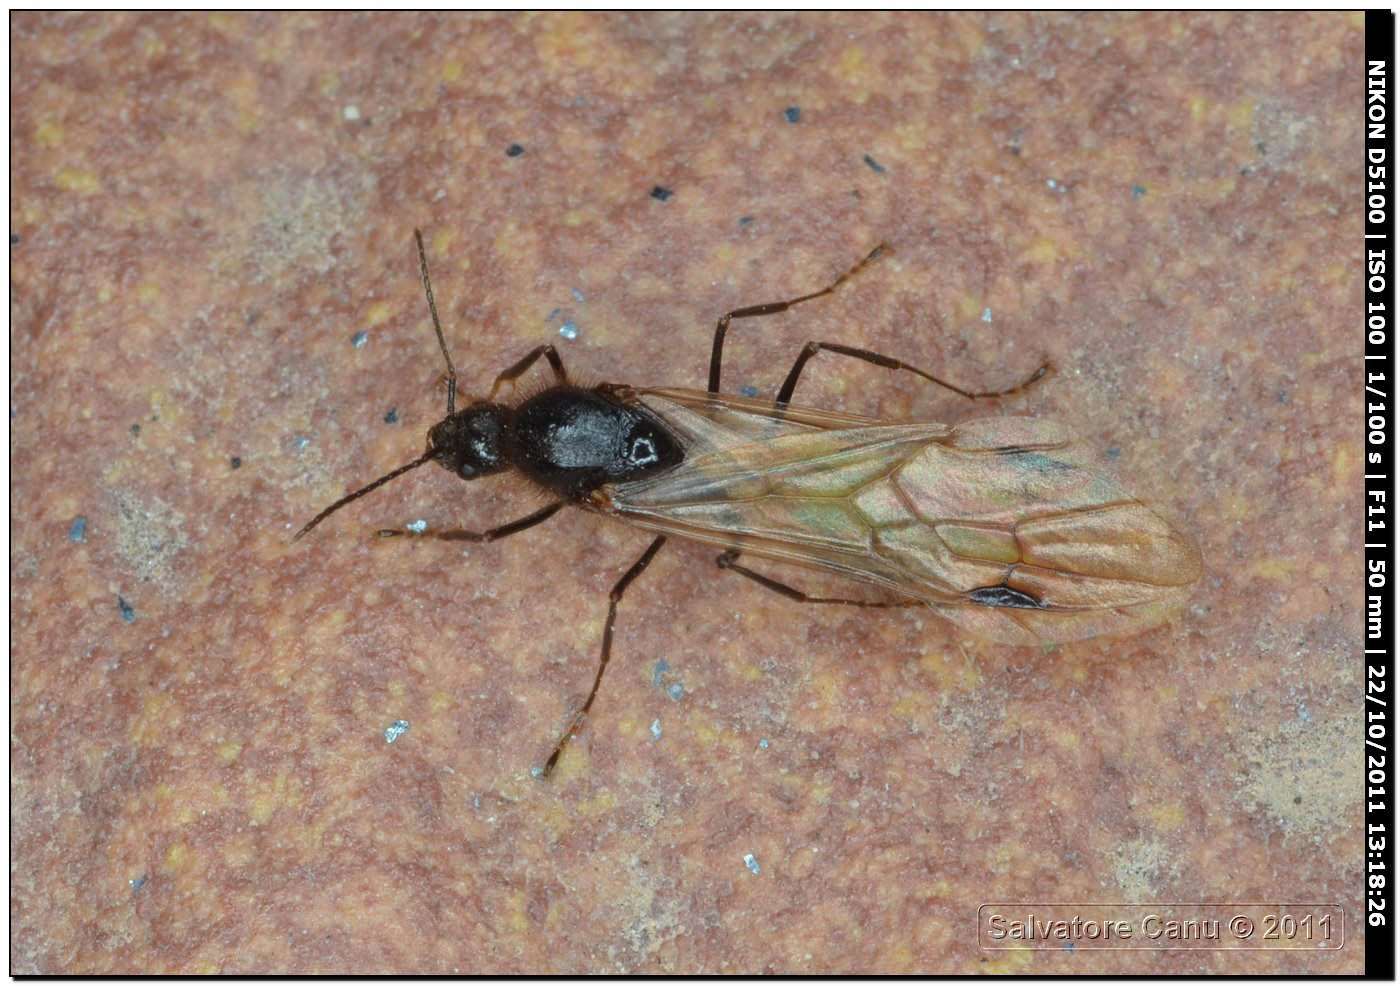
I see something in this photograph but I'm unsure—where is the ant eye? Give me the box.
[628,434,658,467]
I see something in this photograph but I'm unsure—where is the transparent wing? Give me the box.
[600,388,1202,646]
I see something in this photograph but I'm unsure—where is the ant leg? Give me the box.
[776,343,1051,406]
[377,502,562,541]
[542,535,667,776]
[716,549,921,608]
[487,345,567,400]
[708,244,889,394]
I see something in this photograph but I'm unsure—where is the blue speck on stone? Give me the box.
[738,216,754,226]
[784,106,800,123]
[667,682,684,701]
[130,875,148,892]
[294,435,311,451]
[118,596,135,623]
[758,738,769,750]
[571,287,585,302]
[384,719,410,743]
[743,853,761,875]
[1104,447,1121,459]
[981,307,993,323]
[651,185,673,202]
[558,320,578,341]
[406,519,428,534]
[653,660,670,685]
[863,154,886,174]
[1131,184,1147,199]
[69,517,87,542]
[383,407,398,424]
[739,385,760,398]
[351,331,368,348]
[650,719,662,741]
[506,143,525,157]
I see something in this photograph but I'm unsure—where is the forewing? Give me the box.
[607,392,1200,646]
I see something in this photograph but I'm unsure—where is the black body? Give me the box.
[428,385,684,500]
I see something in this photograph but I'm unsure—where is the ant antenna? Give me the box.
[414,228,458,415]
[293,450,435,541]
[293,230,461,542]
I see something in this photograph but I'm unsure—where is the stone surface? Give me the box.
[11,11,1363,973]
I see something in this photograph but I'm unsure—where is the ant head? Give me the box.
[426,402,510,480]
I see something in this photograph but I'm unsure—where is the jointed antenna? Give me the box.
[414,228,457,414]
[292,450,435,540]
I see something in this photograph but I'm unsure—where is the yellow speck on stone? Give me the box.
[979,945,1034,974]
[138,282,160,303]
[507,889,529,933]
[271,665,292,687]
[1187,96,1207,125]
[1052,725,1079,750]
[563,208,588,227]
[1331,444,1355,489]
[729,654,764,684]
[311,607,348,644]
[713,241,736,265]
[1321,261,1347,286]
[366,301,392,327]
[56,168,100,194]
[190,960,220,975]
[428,690,452,714]
[217,741,241,762]
[1246,556,1296,580]
[1226,100,1255,133]
[893,123,926,153]
[97,282,113,303]
[249,793,277,826]
[388,679,406,700]
[1026,236,1060,264]
[442,59,463,83]
[837,45,866,84]
[1350,10,1365,26]
[918,648,981,692]
[1219,493,1252,521]
[1203,174,1238,204]
[176,799,198,826]
[778,772,804,799]
[132,693,176,746]
[579,788,617,819]
[207,12,239,33]
[140,35,167,57]
[431,227,454,259]
[892,691,931,722]
[164,841,190,871]
[35,119,64,148]
[809,669,840,709]
[1149,801,1186,832]
[954,293,985,324]
[955,19,988,57]
[808,778,833,805]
